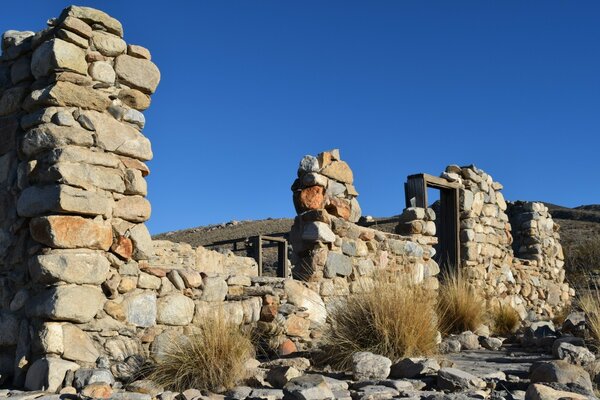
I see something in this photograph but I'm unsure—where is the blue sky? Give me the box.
[3,1,599,234]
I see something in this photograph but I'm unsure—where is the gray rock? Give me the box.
[226,386,252,400]
[129,223,153,260]
[52,110,76,126]
[114,55,161,94]
[265,366,302,389]
[31,39,87,79]
[156,293,194,325]
[200,276,228,302]
[562,312,586,335]
[390,357,440,379]
[302,221,335,243]
[551,336,585,358]
[249,388,285,400]
[61,324,100,363]
[352,352,392,381]
[480,336,503,351]
[324,252,353,278]
[525,383,589,400]
[555,342,595,366]
[284,374,335,400]
[529,360,593,394]
[60,6,124,36]
[89,61,116,84]
[73,368,114,390]
[27,285,104,323]
[440,339,461,354]
[437,367,486,391]
[91,31,126,57]
[29,250,110,285]
[25,357,80,392]
[122,292,157,327]
[298,155,320,174]
[457,331,480,350]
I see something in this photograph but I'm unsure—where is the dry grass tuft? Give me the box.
[491,304,521,336]
[437,268,485,335]
[318,278,439,370]
[579,291,600,345]
[148,312,255,392]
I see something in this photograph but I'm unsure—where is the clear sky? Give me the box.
[3,1,599,234]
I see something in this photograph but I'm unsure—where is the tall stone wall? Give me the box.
[290,149,440,307]
[0,5,161,387]
[441,165,571,319]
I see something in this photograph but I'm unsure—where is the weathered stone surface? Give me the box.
[124,168,147,196]
[529,360,593,393]
[284,374,335,400]
[114,55,160,94]
[326,197,351,220]
[130,223,153,260]
[56,28,89,49]
[122,292,156,327]
[79,111,152,160]
[25,357,80,392]
[284,280,326,325]
[24,82,111,112]
[30,215,113,250]
[58,16,93,39]
[111,236,133,260]
[555,342,595,366]
[324,252,352,278]
[298,155,320,174]
[61,324,99,363]
[299,186,325,210]
[60,6,124,37]
[200,276,228,302]
[31,161,125,193]
[45,146,120,168]
[525,383,587,400]
[157,293,195,325]
[390,357,440,379]
[118,89,151,111]
[31,39,87,79]
[91,31,126,57]
[89,61,116,84]
[320,160,353,184]
[21,123,94,158]
[29,250,110,285]
[17,185,113,217]
[127,44,151,60]
[113,195,151,222]
[437,367,486,391]
[0,312,19,346]
[352,351,392,381]
[302,221,335,243]
[0,86,28,116]
[28,285,104,323]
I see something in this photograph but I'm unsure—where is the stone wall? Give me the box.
[290,149,440,308]
[441,165,571,319]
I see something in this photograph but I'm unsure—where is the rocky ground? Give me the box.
[2,314,599,399]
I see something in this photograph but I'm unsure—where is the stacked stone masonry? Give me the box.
[0,5,573,393]
[290,149,441,311]
[441,165,572,319]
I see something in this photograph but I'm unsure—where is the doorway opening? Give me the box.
[404,174,460,271]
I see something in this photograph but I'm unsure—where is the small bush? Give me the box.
[148,312,255,392]
[564,237,600,289]
[437,268,485,334]
[491,304,520,336]
[318,278,439,370]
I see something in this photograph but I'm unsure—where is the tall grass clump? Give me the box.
[491,304,520,336]
[319,278,439,370]
[437,268,485,334]
[148,312,255,392]
[578,290,600,346]
[564,237,600,289]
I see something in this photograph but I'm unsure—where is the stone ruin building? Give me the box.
[0,5,572,392]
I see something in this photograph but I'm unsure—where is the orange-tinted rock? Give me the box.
[118,155,150,176]
[278,339,298,356]
[30,216,112,250]
[299,186,324,211]
[140,266,168,278]
[285,315,310,337]
[81,383,113,399]
[111,235,133,259]
[326,197,351,220]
